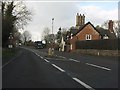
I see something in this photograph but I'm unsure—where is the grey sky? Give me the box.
[22,1,118,41]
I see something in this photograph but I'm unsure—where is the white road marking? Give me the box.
[69,58,80,62]
[40,56,43,59]
[86,63,111,71]
[36,53,39,56]
[44,59,50,63]
[52,64,65,72]
[1,59,14,69]
[72,77,95,90]
[59,56,66,59]
[46,58,67,61]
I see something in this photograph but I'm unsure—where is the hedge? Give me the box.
[76,39,119,50]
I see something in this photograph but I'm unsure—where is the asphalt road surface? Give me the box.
[2,47,118,89]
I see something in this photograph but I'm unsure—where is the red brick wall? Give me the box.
[70,36,78,52]
[76,24,101,40]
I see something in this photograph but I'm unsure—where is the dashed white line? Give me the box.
[69,58,80,62]
[40,56,43,59]
[44,59,50,63]
[52,64,65,72]
[72,77,95,90]
[59,56,66,59]
[86,63,111,71]
[35,53,40,56]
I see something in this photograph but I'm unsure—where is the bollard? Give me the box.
[51,48,54,56]
[98,52,100,56]
[48,48,51,56]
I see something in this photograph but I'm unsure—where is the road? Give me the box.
[2,47,118,89]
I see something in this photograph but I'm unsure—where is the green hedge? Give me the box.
[76,39,119,50]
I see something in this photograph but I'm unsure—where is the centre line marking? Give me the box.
[69,58,80,62]
[86,63,111,71]
[59,56,66,59]
[52,64,65,72]
[72,77,95,90]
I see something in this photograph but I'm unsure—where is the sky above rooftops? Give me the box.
[20,0,119,41]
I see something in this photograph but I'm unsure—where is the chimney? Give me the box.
[82,14,85,25]
[108,20,114,33]
[76,13,85,27]
[79,14,82,26]
[76,13,79,26]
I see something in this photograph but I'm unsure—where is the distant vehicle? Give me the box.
[34,41,46,49]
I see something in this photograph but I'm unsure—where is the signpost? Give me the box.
[8,33,13,51]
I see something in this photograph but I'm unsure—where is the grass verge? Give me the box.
[2,48,19,65]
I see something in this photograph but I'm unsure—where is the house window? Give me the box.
[86,34,92,40]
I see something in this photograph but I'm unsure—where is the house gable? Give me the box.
[76,22,101,40]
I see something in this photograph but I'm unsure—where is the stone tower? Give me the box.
[76,13,85,29]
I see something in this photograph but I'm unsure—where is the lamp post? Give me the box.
[52,18,54,35]
[51,18,54,55]
[48,18,55,56]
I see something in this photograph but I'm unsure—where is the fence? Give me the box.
[76,39,119,50]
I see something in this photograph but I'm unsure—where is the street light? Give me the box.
[52,18,54,55]
[52,18,54,34]
[48,18,55,56]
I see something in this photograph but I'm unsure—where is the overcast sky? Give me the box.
[21,0,119,41]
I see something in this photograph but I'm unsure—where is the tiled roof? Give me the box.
[96,28,116,39]
[70,22,99,36]
[69,22,116,39]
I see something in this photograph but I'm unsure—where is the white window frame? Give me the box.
[86,34,92,40]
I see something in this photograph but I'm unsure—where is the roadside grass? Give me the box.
[2,48,18,65]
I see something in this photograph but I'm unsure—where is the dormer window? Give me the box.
[86,34,92,40]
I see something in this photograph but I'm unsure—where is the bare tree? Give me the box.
[41,27,50,44]
[101,20,120,37]
[61,28,67,34]
[2,1,32,47]
[21,30,32,44]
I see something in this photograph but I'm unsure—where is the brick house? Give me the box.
[66,13,116,52]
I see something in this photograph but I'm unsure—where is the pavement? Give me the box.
[2,46,119,89]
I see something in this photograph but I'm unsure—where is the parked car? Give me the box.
[34,41,46,49]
